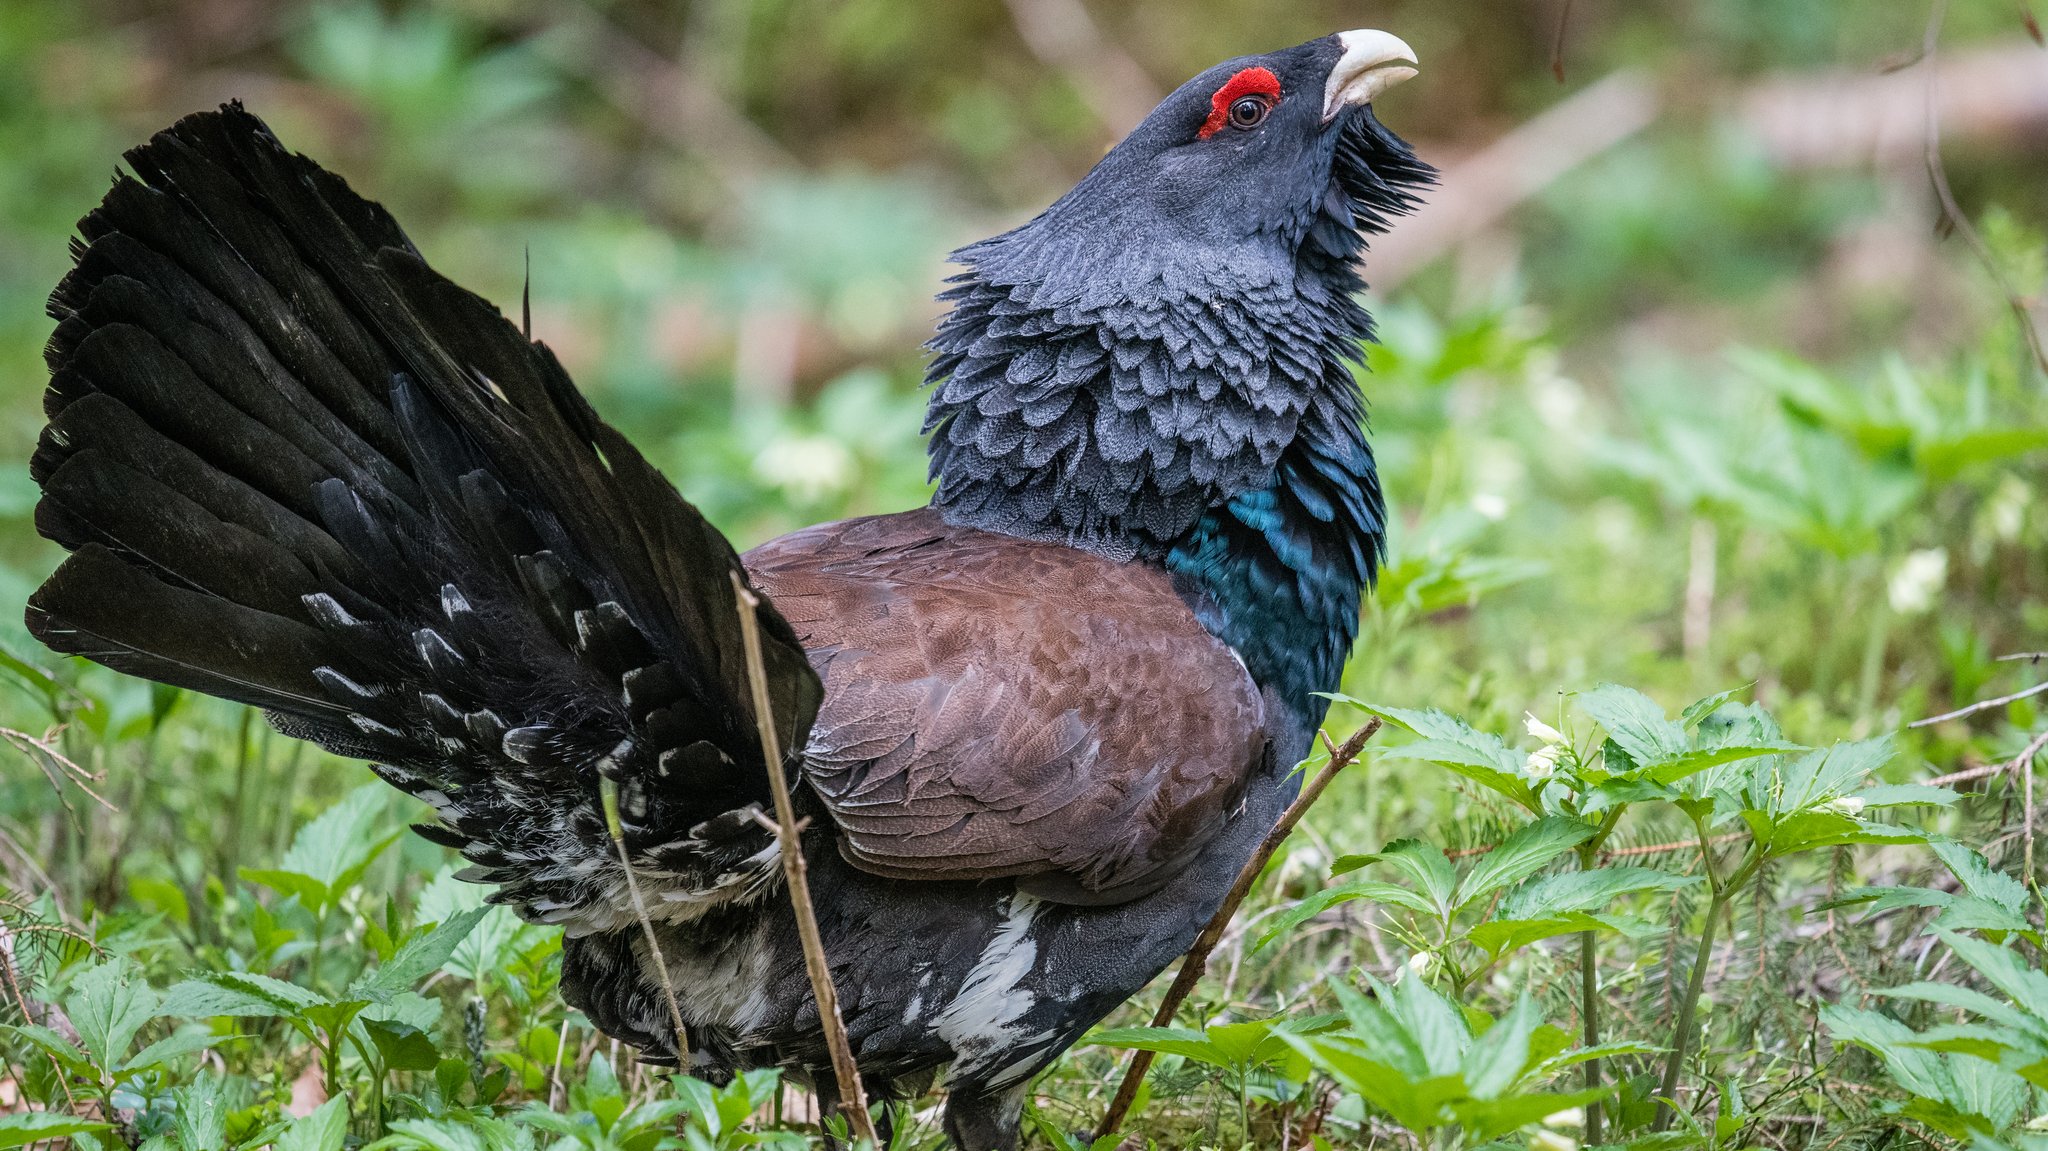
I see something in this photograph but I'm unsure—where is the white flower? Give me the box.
[1524,744,1562,781]
[1886,548,1948,615]
[1529,1131,1579,1151]
[1471,492,1510,521]
[1823,795,1866,817]
[1525,713,1567,746]
[1542,1107,1587,1130]
[1404,951,1438,979]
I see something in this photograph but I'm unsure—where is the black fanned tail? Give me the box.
[28,103,823,941]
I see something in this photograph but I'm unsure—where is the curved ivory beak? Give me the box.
[1322,29,1419,122]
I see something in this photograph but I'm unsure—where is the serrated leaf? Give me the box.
[1453,817,1594,909]
[1461,996,1540,1098]
[1680,687,1747,730]
[1256,881,1434,951]
[163,971,327,1019]
[268,783,402,911]
[350,907,489,1001]
[365,1018,444,1071]
[1857,784,1960,808]
[1645,742,1803,785]
[64,959,159,1070]
[1941,932,2048,1021]
[120,1026,231,1073]
[1498,866,1701,921]
[1346,839,1460,915]
[1932,840,2031,914]
[0,1113,114,1148]
[277,1096,349,1151]
[1577,684,1687,764]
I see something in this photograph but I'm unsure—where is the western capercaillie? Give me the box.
[26,29,1427,1150]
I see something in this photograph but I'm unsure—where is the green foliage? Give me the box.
[0,1,2043,1148]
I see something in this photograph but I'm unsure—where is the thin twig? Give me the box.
[599,781,691,1061]
[731,572,877,1146]
[1928,758,2003,787]
[2013,726,2048,887]
[1909,678,2048,727]
[1919,0,2048,375]
[1550,0,1576,83]
[1097,718,1383,1139]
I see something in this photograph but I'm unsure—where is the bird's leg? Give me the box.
[941,1083,1026,1151]
[811,1068,897,1149]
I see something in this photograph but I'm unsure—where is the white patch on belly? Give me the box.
[936,893,1051,1083]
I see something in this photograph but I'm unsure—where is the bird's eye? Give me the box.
[1228,95,1272,129]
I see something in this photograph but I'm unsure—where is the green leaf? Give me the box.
[1498,866,1701,921]
[277,1096,349,1151]
[1344,839,1459,916]
[163,971,327,1019]
[1453,817,1594,909]
[120,1026,231,1074]
[1256,881,1434,951]
[366,1018,444,1071]
[1932,840,2031,914]
[64,958,159,1070]
[171,1074,230,1151]
[1392,971,1470,1078]
[351,908,489,1001]
[1461,996,1540,1099]
[1577,684,1687,764]
[252,783,402,913]
[1644,742,1803,785]
[1352,703,1539,809]
[1856,784,1960,808]
[0,1113,114,1148]
[1680,687,1748,730]
[1941,932,2048,1022]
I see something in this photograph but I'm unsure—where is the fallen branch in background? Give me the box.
[732,572,878,1147]
[1369,69,1660,288]
[1097,718,1383,1140]
[1917,0,2048,373]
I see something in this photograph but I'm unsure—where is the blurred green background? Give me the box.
[2,0,2045,926]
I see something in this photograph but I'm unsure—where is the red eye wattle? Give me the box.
[1198,66,1283,139]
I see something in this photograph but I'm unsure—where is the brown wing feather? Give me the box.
[744,508,1267,906]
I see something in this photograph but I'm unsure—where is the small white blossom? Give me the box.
[1886,548,1947,615]
[1404,951,1438,979]
[1524,744,1562,781]
[1525,713,1567,746]
[1471,492,1510,521]
[1823,795,1866,817]
[1529,1131,1578,1151]
[1542,1107,1587,1130]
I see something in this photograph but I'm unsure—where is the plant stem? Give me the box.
[1654,889,1723,1131]
[1655,842,1759,1132]
[1579,924,1602,1142]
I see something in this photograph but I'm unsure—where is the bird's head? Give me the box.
[925,30,1432,566]
[953,30,1427,305]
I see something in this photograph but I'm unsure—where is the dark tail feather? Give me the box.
[27,105,822,976]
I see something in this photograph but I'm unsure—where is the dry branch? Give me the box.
[731,572,878,1146]
[1097,718,1383,1139]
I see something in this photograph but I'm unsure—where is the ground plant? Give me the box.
[1,1,2045,1148]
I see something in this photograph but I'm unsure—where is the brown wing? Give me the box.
[743,508,1267,906]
